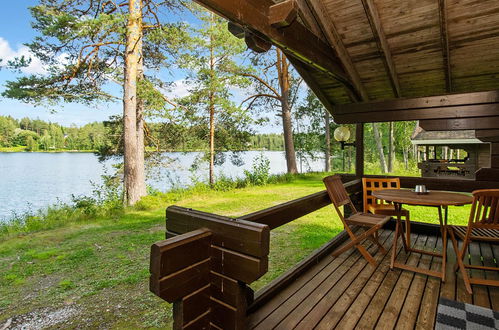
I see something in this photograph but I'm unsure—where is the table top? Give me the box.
[372,189,473,207]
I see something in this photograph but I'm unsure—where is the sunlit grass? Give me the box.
[0,171,476,328]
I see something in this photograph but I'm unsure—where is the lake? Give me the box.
[0,151,327,222]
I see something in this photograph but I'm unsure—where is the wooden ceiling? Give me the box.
[195,0,499,123]
[295,0,499,103]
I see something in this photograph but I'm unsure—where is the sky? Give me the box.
[0,0,126,126]
[0,1,284,132]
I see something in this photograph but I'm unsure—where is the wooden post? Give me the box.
[152,207,270,330]
[355,123,364,178]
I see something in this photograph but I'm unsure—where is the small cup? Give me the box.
[415,185,427,193]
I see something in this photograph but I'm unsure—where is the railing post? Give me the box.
[150,207,270,330]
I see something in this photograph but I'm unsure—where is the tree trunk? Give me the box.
[388,122,395,172]
[403,147,409,170]
[324,111,331,172]
[136,26,147,200]
[123,0,143,205]
[372,123,388,173]
[208,13,216,186]
[277,49,297,174]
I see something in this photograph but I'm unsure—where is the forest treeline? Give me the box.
[0,115,285,152]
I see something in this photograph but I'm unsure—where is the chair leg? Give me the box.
[368,233,386,254]
[356,244,376,266]
[331,239,358,257]
[449,229,473,294]
[391,219,400,269]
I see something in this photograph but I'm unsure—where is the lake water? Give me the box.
[0,151,326,222]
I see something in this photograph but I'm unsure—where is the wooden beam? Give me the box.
[294,0,325,39]
[335,103,499,123]
[194,0,357,96]
[269,0,297,28]
[287,55,335,111]
[420,117,499,131]
[438,0,452,92]
[360,0,401,97]
[240,179,362,229]
[335,90,499,113]
[305,0,368,102]
[333,90,499,123]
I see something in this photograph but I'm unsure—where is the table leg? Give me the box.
[405,210,411,250]
[391,203,408,270]
[396,203,408,252]
[438,206,448,282]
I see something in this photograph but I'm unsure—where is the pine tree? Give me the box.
[2,0,187,205]
[177,7,253,186]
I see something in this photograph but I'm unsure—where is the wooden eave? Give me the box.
[194,0,499,121]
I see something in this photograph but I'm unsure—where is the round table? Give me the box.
[372,189,473,280]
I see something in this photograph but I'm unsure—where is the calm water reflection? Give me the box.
[0,151,326,221]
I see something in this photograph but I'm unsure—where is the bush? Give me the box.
[0,171,124,238]
[244,153,271,186]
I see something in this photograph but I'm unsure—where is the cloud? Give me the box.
[166,79,190,99]
[0,37,46,74]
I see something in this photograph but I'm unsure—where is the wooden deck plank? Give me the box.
[258,235,381,330]
[313,230,405,329]
[415,236,443,330]
[394,234,438,330]
[455,241,473,304]
[469,241,491,308]
[248,230,496,330]
[483,242,499,310]
[250,234,375,329]
[247,237,349,326]
[338,232,421,329]
[373,234,431,329]
[439,234,457,301]
[285,230,394,329]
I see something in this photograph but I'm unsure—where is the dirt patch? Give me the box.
[3,306,78,330]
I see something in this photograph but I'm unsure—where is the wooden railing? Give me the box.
[149,174,498,329]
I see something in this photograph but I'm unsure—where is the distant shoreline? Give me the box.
[0,147,285,153]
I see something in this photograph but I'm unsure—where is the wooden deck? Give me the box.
[248,228,499,329]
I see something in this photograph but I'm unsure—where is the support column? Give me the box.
[355,123,364,178]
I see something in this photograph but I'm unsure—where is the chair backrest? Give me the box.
[468,189,499,228]
[362,177,401,212]
[323,175,357,222]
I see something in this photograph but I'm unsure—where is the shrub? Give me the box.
[244,153,271,186]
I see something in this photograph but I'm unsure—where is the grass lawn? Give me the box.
[0,173,472,329]
[0,146,27,152]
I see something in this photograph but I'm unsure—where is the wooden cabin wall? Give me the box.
[478,143,491,169]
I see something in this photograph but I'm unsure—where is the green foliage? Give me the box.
[244,153,271,186]
[249,134,284,150]
[175,7,256,181]
[0,116,108,151]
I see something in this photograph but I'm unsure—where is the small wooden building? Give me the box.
[411,128,491,179]
[148,1,499,329]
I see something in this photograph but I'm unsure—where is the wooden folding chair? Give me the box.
[449,189,499,294]
[362,177,410,219]
[323,175,391,266]
[363,177,411,248]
